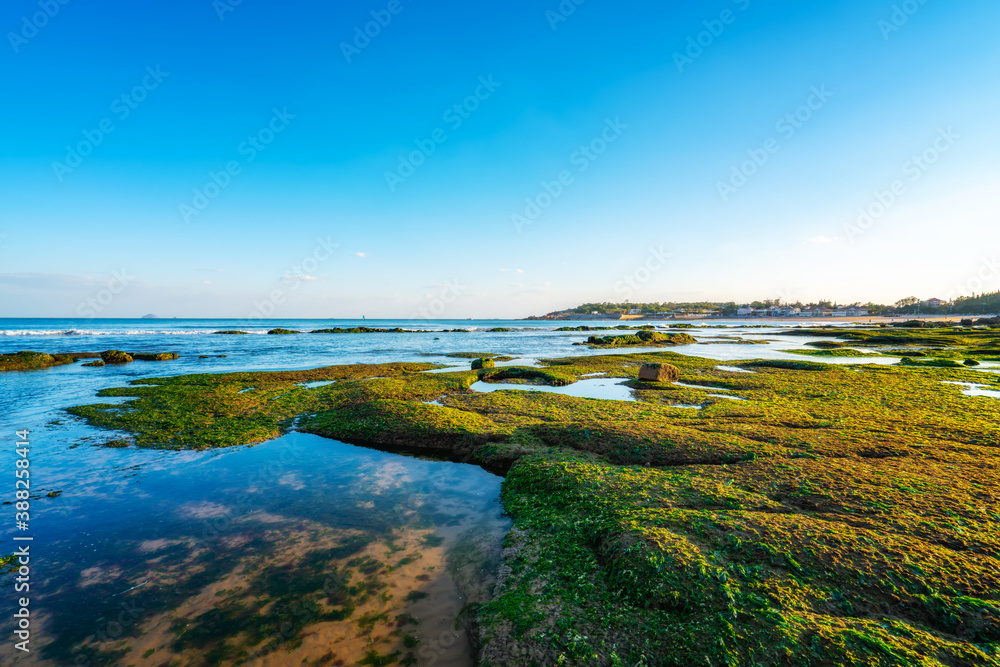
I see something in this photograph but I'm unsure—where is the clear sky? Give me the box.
[1,0,998,318]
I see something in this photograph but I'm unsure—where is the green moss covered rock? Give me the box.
[472,358,496,370]
[586,331,697,348]
[131,353,179,361]
[100,350,134,364]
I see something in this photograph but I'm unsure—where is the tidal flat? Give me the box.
[3,322,1000,666]
[21,324,995,666]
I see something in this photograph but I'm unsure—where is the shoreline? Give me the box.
[526,314,997,324]
[7,324,999,665]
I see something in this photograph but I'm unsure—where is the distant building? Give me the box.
[799,308,833,317]
[924,298,944,308]
[831,307,869,317]
[737,306,754,316]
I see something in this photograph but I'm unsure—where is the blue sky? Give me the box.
[1,0,998,318]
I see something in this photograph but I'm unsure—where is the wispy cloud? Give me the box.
[0,273,105,290]
[354,252,366,258]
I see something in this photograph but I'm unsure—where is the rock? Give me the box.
[267,328,301,335]
[472,358,496,370]
[82,360,105,367]
[131,353,179,361]
[101,350,134,364]
[638,363,680,382]
[964,359,981,366]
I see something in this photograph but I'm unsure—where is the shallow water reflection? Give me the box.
[0,434,508,667]
[942,381,1000,398]
[469,377,636,402]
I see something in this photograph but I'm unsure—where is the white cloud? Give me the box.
[354,252,366,258]
[283,274,319,282]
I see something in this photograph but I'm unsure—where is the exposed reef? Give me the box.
[63,328,1000,665]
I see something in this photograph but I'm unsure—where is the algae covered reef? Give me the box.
[0,350,179,371]
[63,326,1000,666]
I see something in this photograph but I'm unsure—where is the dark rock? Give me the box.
[638,363,680,382]
[100,350,134,364]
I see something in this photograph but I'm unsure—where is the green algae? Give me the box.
[0,351,82,372]
[583,331,697,348]
[1,350,181,371]
[65,335,1000,665]
[131,352,179,361]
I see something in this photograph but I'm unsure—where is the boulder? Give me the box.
[638,363,680,382]
[101,350,134,364]
[472,358,496,370]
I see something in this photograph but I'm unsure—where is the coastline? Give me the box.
[525,314,996,324]
[24,322,999,666]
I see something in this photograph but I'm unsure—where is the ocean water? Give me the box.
[0,318,991,665]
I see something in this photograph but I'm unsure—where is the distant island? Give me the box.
[526,291,1000,320]
[141,314,160,319]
